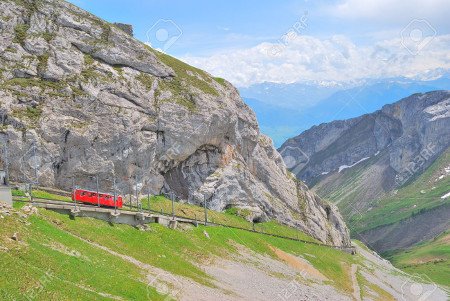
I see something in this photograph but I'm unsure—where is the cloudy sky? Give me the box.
[69,0,450,87]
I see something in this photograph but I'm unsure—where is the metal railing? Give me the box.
[12,191,356,253]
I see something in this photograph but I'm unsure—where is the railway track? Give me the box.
[13,196,356,253]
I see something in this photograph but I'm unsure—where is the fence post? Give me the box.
[29,182,33,202]
[129,194,132,210]
[72,177,76,210]
[113,175,117,215]
[3,142,9,186]
[204,195,208,226]
[32,144,38,185]
[171,192,175,220]
[147,193,150,213]
[135,176,139,212]
[96,176,100,207]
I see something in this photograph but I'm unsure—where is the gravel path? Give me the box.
[350,264,361,301]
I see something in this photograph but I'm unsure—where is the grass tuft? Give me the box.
[213,77,226,86]
[37,53,49,74]
[13,24,30,46]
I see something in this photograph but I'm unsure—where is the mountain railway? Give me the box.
[12,194,357,255]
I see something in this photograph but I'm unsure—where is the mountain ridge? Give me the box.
[242,75,450,146]
[279,90,450,251]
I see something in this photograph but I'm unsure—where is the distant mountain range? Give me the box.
[241,74,450,146]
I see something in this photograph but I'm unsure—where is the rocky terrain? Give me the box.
[280,91,450,189]
[0,0,350,246]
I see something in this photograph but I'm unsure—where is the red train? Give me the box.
[72,189,123,208]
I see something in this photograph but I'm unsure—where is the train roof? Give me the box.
[74,188,121,197]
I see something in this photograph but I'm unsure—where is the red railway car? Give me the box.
[72,189,123,208]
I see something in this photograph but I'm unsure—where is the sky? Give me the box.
[67,0,450,87]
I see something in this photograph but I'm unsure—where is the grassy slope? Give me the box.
[386,231,450,288]
[351,147,450,233]
[0,204,166,301]
[0,203,395,300]
[12,190,318,243]
[141,195,318,242]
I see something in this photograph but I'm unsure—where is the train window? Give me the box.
[81,192,85,196]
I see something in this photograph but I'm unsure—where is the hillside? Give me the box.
[349,147,450,242]
[1,202,448,300]
[386,230,450,289]
[0,0,350,246]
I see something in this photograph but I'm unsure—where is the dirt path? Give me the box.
[350,264,361,301]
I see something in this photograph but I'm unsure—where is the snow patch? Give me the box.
[338,157,370,173]
[441,192,450,199]
[321,171,329,175]
[374,151,380,156]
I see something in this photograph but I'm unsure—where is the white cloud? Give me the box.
[182,33,450,87]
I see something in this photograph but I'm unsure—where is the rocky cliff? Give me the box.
[0,0,350,246]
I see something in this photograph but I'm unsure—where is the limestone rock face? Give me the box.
[113,23,133,36]
[0,0,350,246]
